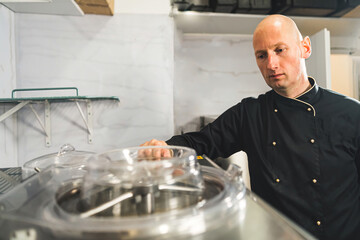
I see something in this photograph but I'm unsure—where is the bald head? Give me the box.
[252,14,312,98]
[253,15,303,46]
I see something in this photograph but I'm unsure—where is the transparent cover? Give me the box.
[1,146,249,240]
[79,146,204,217]
[22,144,93,179]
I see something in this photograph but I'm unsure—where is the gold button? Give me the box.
[275,178,280,183]
[313,179,317,184]
[316,221,321,226]
[307,107,312,112]
[274,109,278,113]
[272,141,276,146]
[310,139,315,144]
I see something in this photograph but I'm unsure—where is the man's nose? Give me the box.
[267,53,279,70]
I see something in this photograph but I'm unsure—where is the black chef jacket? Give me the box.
[166,77,360,240]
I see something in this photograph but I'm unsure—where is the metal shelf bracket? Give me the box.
[0,101,30,123]
[75,100,93,144]
[29,102,51,147]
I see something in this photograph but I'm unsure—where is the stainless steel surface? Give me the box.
[56,173,223,218]
[0,146,316,240]
[79,192,134,218]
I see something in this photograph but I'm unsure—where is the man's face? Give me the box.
[253,26,304,96]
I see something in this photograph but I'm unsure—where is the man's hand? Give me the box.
[139,139,172,159]
[139,140,185,176]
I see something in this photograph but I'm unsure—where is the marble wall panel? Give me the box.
[13,13,174,166]
[0,6,16,98]
[2,11,271,167]
[0,6,17,167]
[174,32,270,134]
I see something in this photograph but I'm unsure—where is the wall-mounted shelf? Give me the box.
[171,8,360,55]
[0,87,120,147]
[172,9,360,37]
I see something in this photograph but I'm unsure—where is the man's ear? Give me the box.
[301,36,311,59]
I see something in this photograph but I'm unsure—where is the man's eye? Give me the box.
[276,48,284,53]
[257,54,265,59]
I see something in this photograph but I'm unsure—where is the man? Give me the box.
[141,14,360,240]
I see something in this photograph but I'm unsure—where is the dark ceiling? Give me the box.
[172,0,360,18]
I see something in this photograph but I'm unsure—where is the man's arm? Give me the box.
[141,102,245,159]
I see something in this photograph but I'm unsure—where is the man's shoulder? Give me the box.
[240,90,274,105]
[318,87,360,116]
[320,87,360,106]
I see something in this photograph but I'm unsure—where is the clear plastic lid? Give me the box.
[2,146,249,240]
[79,146,204,217]
[22,144,94,179]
